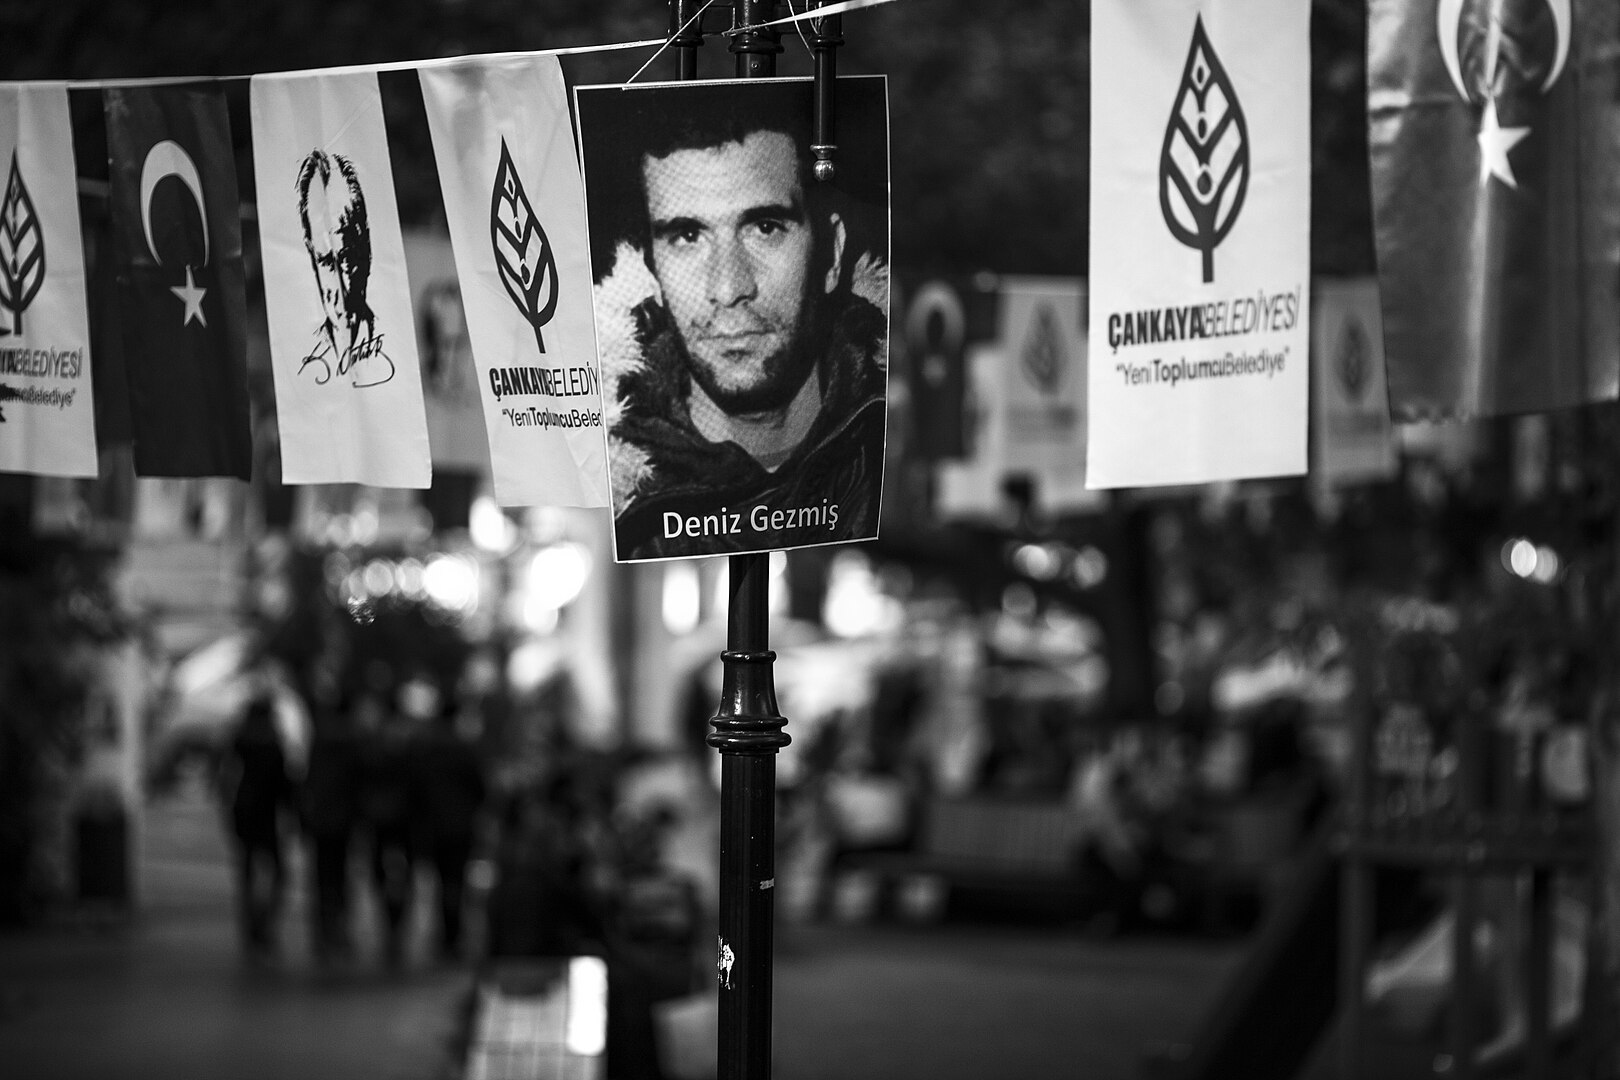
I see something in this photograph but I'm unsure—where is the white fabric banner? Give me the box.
[1312,278,1395,485]
[997,276,1087,476]
[0,83,97,477]
[1087,0,1310,488]
[250,71,432,488]
[418,55,609,508]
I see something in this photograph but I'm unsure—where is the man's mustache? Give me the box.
[689,314,788,338]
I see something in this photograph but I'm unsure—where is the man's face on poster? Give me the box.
[300,160,370,355]
[643,130,843,415]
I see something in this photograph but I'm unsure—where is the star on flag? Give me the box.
[170,264,207,327]
[1477,98,1531,190]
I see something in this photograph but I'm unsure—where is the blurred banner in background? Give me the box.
[1311,278,1397,486]
[1368,0,1620,419]
[403,232,493,474]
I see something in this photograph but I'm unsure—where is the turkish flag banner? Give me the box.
[1368,0,1620,419]
[1087,0,1311,488]
[0,82,98,477]
[104,85,251,479]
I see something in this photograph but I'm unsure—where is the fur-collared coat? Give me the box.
[594,242,889,560]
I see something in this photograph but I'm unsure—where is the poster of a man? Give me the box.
[296,149,393,388]
[576,77,890,562]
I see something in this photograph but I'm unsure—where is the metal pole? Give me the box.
[705,11,787,1080]
[809,2,843,183]
[669,0,703,80]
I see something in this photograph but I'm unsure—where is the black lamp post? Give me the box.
[662,2,840,1076]
[709,14,788,1080]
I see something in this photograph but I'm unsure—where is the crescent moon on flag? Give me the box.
[1438,0,1571,100]
[139,139,209,267]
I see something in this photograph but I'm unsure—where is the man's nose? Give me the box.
[705,236,757,306]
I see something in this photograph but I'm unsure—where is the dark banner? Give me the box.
[898,274,999,462]
[1368,0,1619,420]
[576,77,891,562]
[104,85,252,478]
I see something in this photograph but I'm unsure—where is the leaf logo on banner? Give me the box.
[490,138,559,353]
[1159,15,1249,284]
[1335,316,1370,404]
[0,151,46,338]
[1021,303,1067,395]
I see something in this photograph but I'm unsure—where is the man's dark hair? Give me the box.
[635,88,816,191]
[296,149,374,334]
[622,86,843,292]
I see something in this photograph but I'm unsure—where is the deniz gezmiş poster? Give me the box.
[1087,0,1310,488]
[251,70,433,488]
[419,54,609,510]
[0,83,97,478]
[575,78,891,562]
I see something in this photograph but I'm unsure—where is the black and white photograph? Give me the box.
[575,77,891,562]
[8,5,1620,1080]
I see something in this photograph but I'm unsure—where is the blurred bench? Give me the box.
[835,796,1086,914]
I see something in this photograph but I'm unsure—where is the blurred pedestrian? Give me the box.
[486,773,603,960]
[412,696,488,962]
[301,684,363,965]
[220,693,294,959]
[359,682,425,967]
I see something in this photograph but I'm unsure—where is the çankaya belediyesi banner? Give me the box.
[419,54,610,510]
[1087,0,1310,488]
[0,83,98,478]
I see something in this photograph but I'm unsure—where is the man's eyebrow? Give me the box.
[739,200,805,227]
[650,214,707,239]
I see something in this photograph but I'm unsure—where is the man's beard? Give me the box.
[680,296,823,415]
[686,336,818,414]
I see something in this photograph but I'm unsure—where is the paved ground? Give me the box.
[0,782,1243,1080]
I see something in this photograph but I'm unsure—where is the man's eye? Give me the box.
[753,220,787,237]
[663,227,702,247]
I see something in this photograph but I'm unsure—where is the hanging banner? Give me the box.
[105,85,252,479]
[0,83,97,477]
[936,344,1015,523]
[997,276,1087,475]
[418,55,608,509]
[1368,0,1619,419]
[250,71,432,488]
[402,230,491,473]
[1311,278,1396,485]
[1087,0,1310,488]
[900,274,999,462]
[575,77,891,561]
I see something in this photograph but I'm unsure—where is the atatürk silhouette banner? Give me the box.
[104,84,252,480]
[1087,0,1310,489]
[251,70,432,488]
[1368,0,1620,420]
